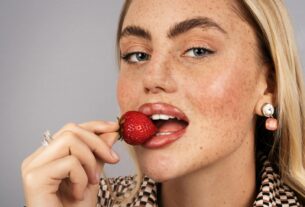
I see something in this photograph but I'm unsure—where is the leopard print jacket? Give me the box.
[97,153,303,207]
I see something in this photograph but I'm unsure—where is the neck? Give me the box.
[161,135,257,207]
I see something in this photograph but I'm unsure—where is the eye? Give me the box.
[184,47,214,58]
[121,52,150,64]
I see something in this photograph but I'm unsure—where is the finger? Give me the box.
[53,121,119,139]
[95,159,104,181]
[79,120,119,135]
[53,125,120,162]
[26,132,98,184]
[23,121,118,169]
[99,132,120,147]
[33,124,119,165]
[56,156,88,201]
[28,155,88,201]
[95,132,120,178]
[24,122,120,178]
[22,147,45,171]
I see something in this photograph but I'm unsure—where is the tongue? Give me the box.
[156,119,187,133]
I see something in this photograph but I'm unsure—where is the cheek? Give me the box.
[185,64,258,148]
[190,66,256,119]
[166,67,259,176]
[116,73,138,113]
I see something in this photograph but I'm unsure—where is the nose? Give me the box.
[142,58,177,94]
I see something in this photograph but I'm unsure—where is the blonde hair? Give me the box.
[240,0,305,200]
[111,0,305,204]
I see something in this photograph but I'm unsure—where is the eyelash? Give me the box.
[121,52,151,64]
[121,47,215,64]
[183,47,215,58]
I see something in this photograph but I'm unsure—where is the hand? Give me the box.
[21,121,120,207]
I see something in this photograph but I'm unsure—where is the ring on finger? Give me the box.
[41,130,54,147]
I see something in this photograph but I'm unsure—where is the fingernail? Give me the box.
[106,121,117,125]
[95,172,100,183]
[110,149,119,160]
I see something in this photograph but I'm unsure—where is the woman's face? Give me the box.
[117,0,267,181]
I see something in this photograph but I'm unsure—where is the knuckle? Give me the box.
[21,159,28,171]
[68,155,80,166]
[86,120,105,125]
[63,122,78,130]
[61,130,78,140]
[21,163,31,178]
[23,170,39,188]
[21,156,34,176]
[94,120,107,125]
[57,131,80,149]
[53,122,79,139]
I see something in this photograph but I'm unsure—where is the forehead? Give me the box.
[123,0,241,32]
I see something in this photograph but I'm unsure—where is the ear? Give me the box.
[254,92,275,116]
[254,63,277,116]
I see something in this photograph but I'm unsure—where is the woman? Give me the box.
[22,0,305,206]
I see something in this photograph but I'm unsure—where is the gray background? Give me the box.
[0,1,304,206]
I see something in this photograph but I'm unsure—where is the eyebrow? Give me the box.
[119,17,227,41]
[120,25,152,41]
[168,17,227,38]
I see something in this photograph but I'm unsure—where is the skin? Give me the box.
[22,121,120,206]
[117,0,274,206]
[22,0,275,206]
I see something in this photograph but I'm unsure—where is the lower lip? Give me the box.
[142,127,187,149]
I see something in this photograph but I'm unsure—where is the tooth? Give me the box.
[159,114,170,120]
[156,131,174,136]
[151,114,160,120]
[151,114,179,120]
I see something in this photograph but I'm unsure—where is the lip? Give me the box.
[138,102,189,122]
[138,102,189,149]
[142,127,187,149]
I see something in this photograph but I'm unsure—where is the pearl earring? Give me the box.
[261,103,278,131]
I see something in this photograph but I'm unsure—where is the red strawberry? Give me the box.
[118,111,158,145]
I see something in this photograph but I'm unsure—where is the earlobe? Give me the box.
[254,94,278,131]
[254,92,275,116]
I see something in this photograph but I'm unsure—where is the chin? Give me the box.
[141,166,176,182]
[137,152,186,182]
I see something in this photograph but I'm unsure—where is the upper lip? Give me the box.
[138,102,189,122]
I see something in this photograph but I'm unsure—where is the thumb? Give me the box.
[97,132,120,177]
[99,132,120,147]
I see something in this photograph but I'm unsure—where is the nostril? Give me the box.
[151,88,162,94]
[144,87,150,93]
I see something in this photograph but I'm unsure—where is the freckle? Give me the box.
[200,146,203,150]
